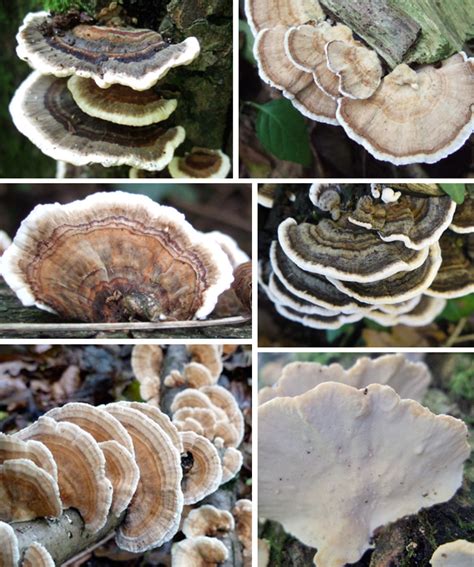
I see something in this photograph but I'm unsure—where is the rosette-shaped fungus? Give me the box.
[259,184,468,331]
[131,345,164,404]
[182,505,235,538]
[171,535,229,566]
[10,11,206,172]
[22,542,54,567]
[259,382,470,567]
[1,192,233,323]
[245,0,474,164]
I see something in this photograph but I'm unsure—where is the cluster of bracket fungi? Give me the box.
[0,191,251,324]
[259,184,474,330]
[9,9,230,178]
[258,354,472,567]
[0,344,251,566]
[246,0,474,165]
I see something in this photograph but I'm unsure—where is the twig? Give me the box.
[444,318,468,347]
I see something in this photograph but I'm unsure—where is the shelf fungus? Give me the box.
[169,148,231,179]
[260,184,469,330]
[14,417,113,533]
[10,11,206,171]
[254,25,338,125]
[0,521,19,567]
[325,40,383,100]
[450,195,474,234]
[246,0,474,165]
[430,539,474,567]
[1,192,233,323]
[1,394,243,563]
[22,542,55,567]
[9,72,185,171]
[171,535,229,566]
[131,345,164,404]
[259,354,431,405]
[16,12,200,91]
[182,505,235,538]
[259,382,470,567]
[67,76,178,126]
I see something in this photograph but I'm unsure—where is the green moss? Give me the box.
[43,0,98,13]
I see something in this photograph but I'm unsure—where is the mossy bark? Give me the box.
[319,0,474,67]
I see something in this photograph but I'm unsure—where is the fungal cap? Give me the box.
[259,382,470,567]
[168,148,231,179]
[21,542,54,567]
[16,12,200,90]
[171,535,229,566]
[2,191,233,322]
[67,76,178,126]
[182,504,235,537]
[14,417,112,532]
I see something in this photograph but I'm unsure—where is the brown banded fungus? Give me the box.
[21,542,54,567]
[104,403,183,551]
[182,505,235,538]
[430,540,474,567]
[337,54,474,165]
[14,417,113,532]
[169,148,231,179]
[259,382,470,567]
[0,521,19,567]
[232,262,252,312]
[325,39,383,99]
[1,192,233,323]
[9,72,185,171]
[246,1,474,165]
[16,12,200,91]
[254,25,338,124]
[131,345,164,405]
[0,459,62,522]
[450,194,474,234]
[261,185,468,331]
[233,499,252,566]
[171,535,229,566]
[245,0,324,35]
[285,22,353,98]
[67,76,178,126]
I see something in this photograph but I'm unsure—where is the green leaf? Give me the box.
[252,99,312,166]
[439,294,474,322]
[326,326,348,344]
[239,19,256,66]
[439,184,466,204]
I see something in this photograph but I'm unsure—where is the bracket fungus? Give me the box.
[259,382,470,567]
[16,12,200,91]
[261,184,471,331]
[246,1,474,165]
[169,148,231,179]
[0,521,19,567]
[182,505,235,538]
[1,192,233,323]
[180,431,223,505]
[259,354,431,405]
[67,76,178,127]
[9,72,185,171]
[15,416,113,533]
[171,535,229,566]
[131,345,163,405]
[22,542,55,567]
[430,539,474,567]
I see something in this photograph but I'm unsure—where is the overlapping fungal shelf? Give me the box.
[0,191,252,324]
[259,184,474,330]
[0,345,250,566]
[245,0,474,165]
[9,10,232,176]
[258,355,471,567]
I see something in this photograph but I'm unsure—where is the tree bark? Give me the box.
[318,0,420,68]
